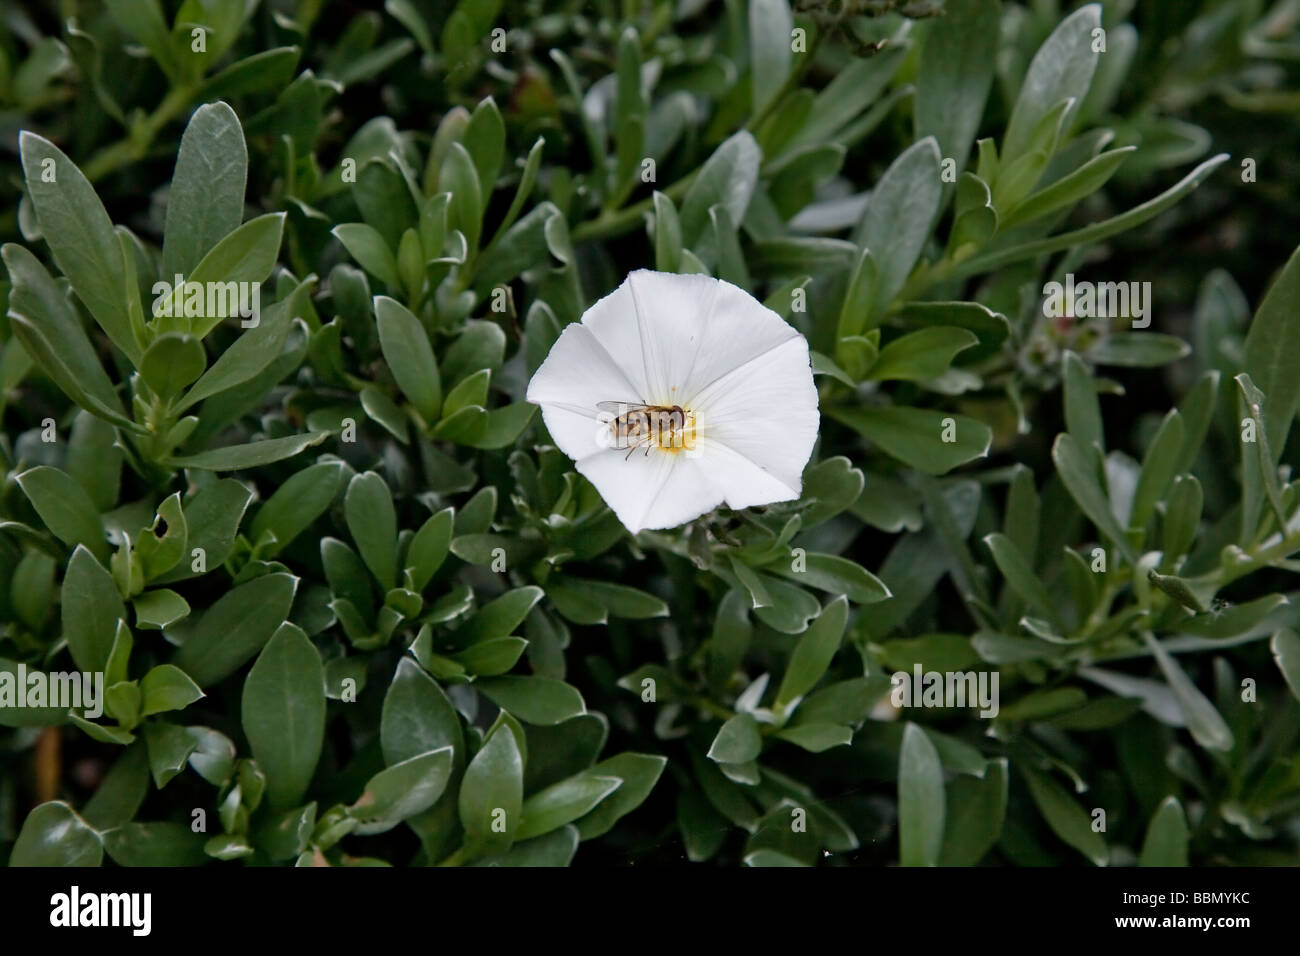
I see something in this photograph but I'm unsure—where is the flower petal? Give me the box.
[694,336,818,493]
[577,448,722,533]
[696,438,801,508]
[571,281,652,402]
[537,403,608,462]
[621,270,804,404]
[526,322,643,413]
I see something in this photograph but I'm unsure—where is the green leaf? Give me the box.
[82,742,150,828]
[106,680,141,729]
[793,676,887,727]
[832,406,991,475]
[487,136,544,251]
[868,327,978,382]
[836,249,877,340]
[405,508,453,591]
[381,657,463,766]
[185,213,286,336]
[780,43,906,155]
[774,722,852,752]
[898,723,945,866]
[3,244,132,427]
[177,300,298,411]
[173,573,298,687]
[444,322,508,390]
[749,0,793,112]
[96,688,135,737]
[463,96,505,199]
[1001,4,1100,160]
[801,456,867,528]
[167,432,326,471]
[575,753,667,840]
[680,131,761,246]
[105,0,176,78]
[768,553,889,604]
[11,802,102,866]
[1061,354,1105,459]
[153,479,252,584]
[939,758,1008,865]
[1000,147,1134,229]
[185,727,236,787]
[1021,766,1108,866]
[142,720,197,788]
[1241,241,1300,461]
[1177,594,1286,640]
[471,826,579,866]
[459,726,524,853]
[345,471,398,591]
[454,586,544,645]
[516,772,622,841]
[728,556,773,609]
[163,101,248,279]
[19,131,139,362]
[241,623,326,811]
[66,413,121,513]
[914,0,999,179]
[139,664,204,717]
[983,533,1060,629]
[566,580,668,620]
[16,466,106,563]
[708,713,762,764]
[852,137,942,310]
[1147,570,1206,614]
[1138,796,1189,867]
[141,332,205,397]
[1272,629,1300,703]
[249,460,347,555]
[253,803,317,860]
[375,295,441,421]
[653,191,682,273]
[61,545,124,672]
[352,748,454,835]
[1130,410,1185,533]
[1161,475,1203,564]
[1237,371,1291,533]
[102,821,207,867]
[1142,632,1233,751]
[953,154,1229,279]
[453,637,527,676]
[774,596,848,711]
[1052,433,1136,563]
[197,47,301,99]
[442,142,483,251]
[476,676,586,725]
[753,577,821,634]
[333,223,401,289]
[470,402,537,449]
[1087,333,1190,368]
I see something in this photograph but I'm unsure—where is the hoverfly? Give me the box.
[597,401,692,460]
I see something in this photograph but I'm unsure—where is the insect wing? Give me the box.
[596,400,651,414]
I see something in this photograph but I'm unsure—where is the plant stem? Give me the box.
[572,171,696,242]
[81,85,195,182]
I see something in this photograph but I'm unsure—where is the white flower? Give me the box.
[526,270,819,533]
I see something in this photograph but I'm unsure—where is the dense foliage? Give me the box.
[2,0,1300,867]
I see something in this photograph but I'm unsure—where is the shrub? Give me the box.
[2,0,1299,867]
